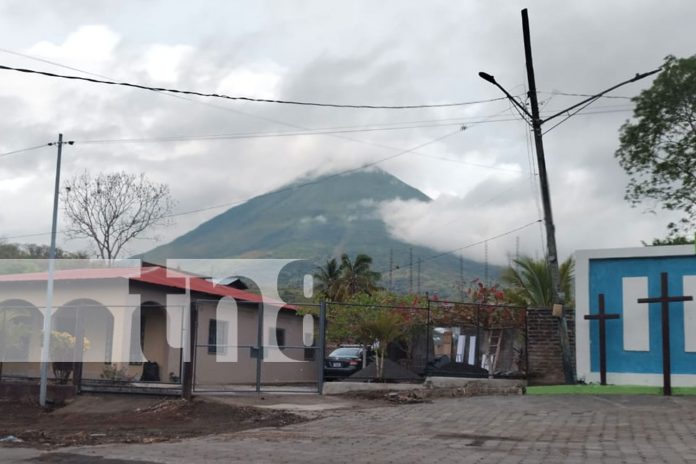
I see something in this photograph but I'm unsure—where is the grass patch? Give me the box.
[526,384,696,395]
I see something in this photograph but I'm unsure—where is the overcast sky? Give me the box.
[0,0,693,265]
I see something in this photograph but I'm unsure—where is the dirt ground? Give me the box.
[0,394,308,449]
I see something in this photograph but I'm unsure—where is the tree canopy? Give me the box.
[615,55,696,236]
[0,242,88,259]
[500,255,575,308]
[313,253,381,302]
[62,171,174,260]
[642,235,695,246]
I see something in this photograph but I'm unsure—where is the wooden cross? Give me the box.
[637,272,693,396]
[584,293,620,385]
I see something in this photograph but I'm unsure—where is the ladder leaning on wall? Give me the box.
[483,329,503,377]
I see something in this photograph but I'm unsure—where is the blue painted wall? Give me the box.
[588,256,696,374]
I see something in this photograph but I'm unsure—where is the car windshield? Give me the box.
[329,348,362,358]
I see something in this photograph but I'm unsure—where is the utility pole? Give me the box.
[484,241,489,286]
[417,257,421,295]
[409,247,413,294]
[479,9,659,385]
[459,255,464,302]
[515,236,520,261]
[520,9,575,384]
[388,249,393,291]
[39,133,73,407]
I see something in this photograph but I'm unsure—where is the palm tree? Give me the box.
[314,254,382,302]
[336,253,381,300]
[314,258,342,301]
[500,255,575,308]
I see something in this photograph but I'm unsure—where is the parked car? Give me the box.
[324,346,373,380]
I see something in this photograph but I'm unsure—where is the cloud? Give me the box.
[27,25,120,64]
[139,44,194,83]
[0,0,694,262]
[216,63,286,99]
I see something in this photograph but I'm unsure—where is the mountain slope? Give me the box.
[143,169,498,297]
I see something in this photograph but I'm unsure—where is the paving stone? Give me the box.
[4,395,696,464]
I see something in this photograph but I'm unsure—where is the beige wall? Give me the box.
[1,278,318,387]
[0,278,183,382]
[194,301,319,386]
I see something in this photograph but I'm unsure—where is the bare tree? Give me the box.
[63,171,174,260]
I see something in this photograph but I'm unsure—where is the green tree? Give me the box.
[0,308,33,381]
[313,253,382,302]
[354,309,406,380]
[335,253,381,301]
[313,258,342,301]
[0,242,88,259]
[615,55,696,236]
[0,242,89,274]
[500,256,575,308]
[642,235,695,246]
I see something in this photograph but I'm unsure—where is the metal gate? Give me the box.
[192,299,324,393]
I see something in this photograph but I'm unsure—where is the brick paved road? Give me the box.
[6,395,696,463]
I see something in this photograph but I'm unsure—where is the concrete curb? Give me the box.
[323,377,526,396]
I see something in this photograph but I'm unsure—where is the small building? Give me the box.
[0,263,319,391]
[576,245,696,386]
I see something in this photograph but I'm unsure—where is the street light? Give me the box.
[479,65,573,383]
[477,72,532,121]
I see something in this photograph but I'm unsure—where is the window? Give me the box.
[208,319,228,354]
[304,343,316,361]
[271,327,286,349]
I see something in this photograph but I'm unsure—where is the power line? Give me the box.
[2,128,463,241]
[542,95,606,135]
[0,108,631,161]
[540,90,632,100]
[165,128,464,219]
[0,63,509,110]
[0,143,50,159]
[0,47,113,80]
[379,219,542,275]
[76,120,483,145]
[0,231,58,240]
[420,219,542,264]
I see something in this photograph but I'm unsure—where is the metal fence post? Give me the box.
[255,302,264,394]
[318,300,326,394]
[425,294,431,370]
[181,302,196,400]
[72,310,84,393]
[475,304,481,368]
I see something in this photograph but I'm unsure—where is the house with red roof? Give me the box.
[0,263,319,392]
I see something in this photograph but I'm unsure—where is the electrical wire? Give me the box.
[540,90,632,100]
[164,128,464,219]
[0,231,57,240]
[0,108,631,161]
[542,95,604,135]
[76,120,494,145]
[0,47,113,80]
[0,143,50,159]
[378,219,543,275]
[0,63,509,110]
[1,128,465,242]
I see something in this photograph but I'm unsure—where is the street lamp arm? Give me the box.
[541,67,662,124]
[478,71,533,121]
